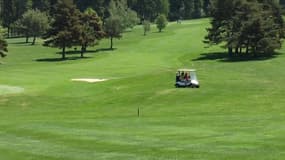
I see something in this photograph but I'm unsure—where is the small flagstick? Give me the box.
[138,107,140,117]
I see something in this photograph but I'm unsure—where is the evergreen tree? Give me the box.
[74,0,110,21]
[205,0,284,56]
[1,0,32,37]
[134,0,169,22]
[32,0,50,11]
[203,0,210,16]
[43,0,82,59]
[168,0,183,21]
[2,0,15,37]
[193,0,203,18]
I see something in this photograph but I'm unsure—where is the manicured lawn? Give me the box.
[0,18,285,160]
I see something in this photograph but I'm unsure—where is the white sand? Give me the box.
[0,85,25,95]
[71,78,108,83]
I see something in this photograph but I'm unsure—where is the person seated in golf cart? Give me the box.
[184,73,190,82]
[176,71,190,82]
[175,69,199,88]
[176,72,180,82]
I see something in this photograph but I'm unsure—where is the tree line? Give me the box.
[0,0,171,59]
[205,0,284,57]
[0,0,211,32]
[0,0,187,59]
[1,0,284,60]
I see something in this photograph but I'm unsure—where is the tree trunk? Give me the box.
[239,47,242,54]
[245,40,249,55]
[253,45,257,57]
[228,47,233,57]
[235,47,239,55]
[84,43,87,52]
[62,47,66,59]
[32,36,36,45]
[81,45,84,58]
[26,36,29,43]
[110,37,113,49]
[7,27,10,38]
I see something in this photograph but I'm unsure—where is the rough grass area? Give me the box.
[0,18,285,160]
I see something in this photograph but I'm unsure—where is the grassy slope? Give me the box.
[0,18,285,160]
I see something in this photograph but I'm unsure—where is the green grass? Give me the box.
[1,18,285,159]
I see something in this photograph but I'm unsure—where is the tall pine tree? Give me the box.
[43,0,82,59]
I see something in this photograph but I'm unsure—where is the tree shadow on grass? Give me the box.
[35,48,113,62]
[55,48,114,55]
[193,52,280,62]
[35,56,91,62]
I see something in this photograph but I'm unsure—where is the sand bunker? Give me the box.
[0,85,24,95]
[71,78,109,83]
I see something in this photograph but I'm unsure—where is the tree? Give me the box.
[108,0,139,30]
[1,0,31,37]
[205,0,284,56]
[155,14,168,32]
[104,16,123,49]
[103,0,137,50]
[203,0,211,16]
[16,9,50,45]
[32,0,50,11]
[1,0,15,37]
[74,0,110,22]
[193,0,203,18]
[0,26,8,58]
[43,0,82,59]
[78,8,105,58]
[133,0,169,22]
[143,20,151,36]
[169,0,183,21]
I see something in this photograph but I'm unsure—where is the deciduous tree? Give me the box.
[15,9,50,45]
[155,14,168,32]
[78,8,104,57]
[104,16,123,49]
[143,20,151,36]
[0,27,7,58]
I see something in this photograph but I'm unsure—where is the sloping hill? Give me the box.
[0,18,285,160]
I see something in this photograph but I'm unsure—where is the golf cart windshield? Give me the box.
[190,71,197,80]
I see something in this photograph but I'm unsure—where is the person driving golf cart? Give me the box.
[175,69,199,88]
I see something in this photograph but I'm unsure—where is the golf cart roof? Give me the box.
[177,69,196,72]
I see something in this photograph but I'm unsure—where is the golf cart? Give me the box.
[175,69,200,88]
